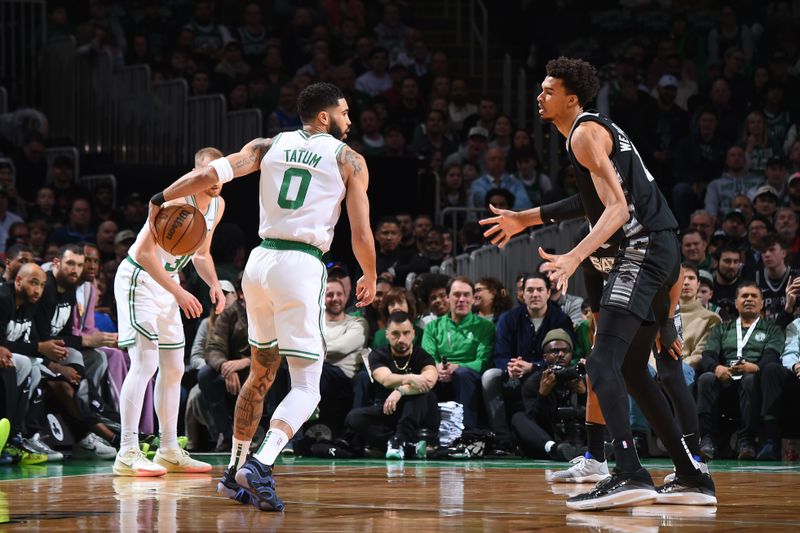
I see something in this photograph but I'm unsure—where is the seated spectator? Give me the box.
[741,214,772,280]
[90,182,115,227]
[355,47,392,97]
[422,277,495,429]
[440,163,467,210]
[461,96,498,142]
[373,3,409,62]
[681,229,714,272]
[29,186,61,230]
[775,207,799,255]
[95,220,119,264]
[389,76,426,141]
[237,2,269,65]
[484,188,514,212]
[0,185,23,255]
[383,124,411,157]
[215,40,250,82]
[731,194,754,223]
[512,148,552,206]
[689,210,716,242]
[488,114,513,156]
[0,159,27,220]
[448,78,477,137]
[482,274,575,446]
[748,157,788,205]
[510,328,587,460]
[321,279,368,435]
[718,209,746,247]
[740,110,780,176]
[266,83,302,137]
[372,288,423,350]
[443,127,488,174]
[350,276,392,346]
[375,217,427,287]
[711,243,743,312]
[697,282,786,460]
[356,108,385,157]
[421,226,446,267]
[468,147,532,210]
[697,269,720,314]
[417,273,450,327]
[473,277,512,324]
[537,262,584,324]
[183,0,231,61]
[50,197,95,246]
[113,193,147,232]
[198,285,250,450]
[411,109,457,160]
[678,263,722,369]
[704,146,763,222]
[751,185,779,222]
[345,311,438,459]
[3,244,33,282]
[756,235,796,321]
[671,109,728,227]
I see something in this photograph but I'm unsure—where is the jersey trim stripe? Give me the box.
[334,142,346,158]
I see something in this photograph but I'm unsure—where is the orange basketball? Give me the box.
[154,204,207,256]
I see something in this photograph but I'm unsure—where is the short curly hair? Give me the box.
[545,57,600,107]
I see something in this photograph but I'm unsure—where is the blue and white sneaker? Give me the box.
[234,458,285,512]
[216,467,251,504]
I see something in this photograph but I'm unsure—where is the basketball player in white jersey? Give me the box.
[146,82,376,511]
[113,147,227,476]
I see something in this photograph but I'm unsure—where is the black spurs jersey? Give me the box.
[756,267,798,321]
[566,112,678,238]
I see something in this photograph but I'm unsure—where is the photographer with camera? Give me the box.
[509,328,586,460]
[697,282,787,460]
[482,274,574,452]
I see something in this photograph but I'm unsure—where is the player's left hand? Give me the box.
[210,284,225,315]
[146,201,162,242]
[355,275,376,307]
[538,248,579,294]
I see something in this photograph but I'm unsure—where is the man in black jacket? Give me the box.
[34,244,117,459]
[345,312,438,459]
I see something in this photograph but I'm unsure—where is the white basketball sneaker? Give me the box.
[154,448,212,473]
[114,448,167,477]
[551,453,611,483]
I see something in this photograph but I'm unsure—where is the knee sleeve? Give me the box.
[272,356,323,435]
[12,354,32,388]
[481,368,503,390]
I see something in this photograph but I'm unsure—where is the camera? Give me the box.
[550,362,586,383]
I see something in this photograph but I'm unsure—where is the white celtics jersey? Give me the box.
[129,195,219,273]
[258,130,347,253]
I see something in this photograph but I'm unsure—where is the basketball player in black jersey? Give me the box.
[480,57,715,510]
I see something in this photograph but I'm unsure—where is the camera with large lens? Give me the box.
[550,362,586,383]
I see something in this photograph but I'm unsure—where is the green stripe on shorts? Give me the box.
[128,267,158,341]
[279,348,319,359]
[249,338,278,349]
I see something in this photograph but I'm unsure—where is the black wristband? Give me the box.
[150,192,166,206]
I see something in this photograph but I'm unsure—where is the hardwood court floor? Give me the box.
[1,456,800,531]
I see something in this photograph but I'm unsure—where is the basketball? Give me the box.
[153,204,207,256]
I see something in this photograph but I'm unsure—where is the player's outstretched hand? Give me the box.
[210,284,225,315]
[479,204,526,248]
[355,275,376,307]
[175,288,203,319]
[538,247,578,294]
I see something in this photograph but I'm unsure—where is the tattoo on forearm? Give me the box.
[233,347,281,439]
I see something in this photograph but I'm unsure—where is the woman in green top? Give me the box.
[371,287,424,349]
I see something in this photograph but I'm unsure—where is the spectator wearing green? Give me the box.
[422,276,495,428]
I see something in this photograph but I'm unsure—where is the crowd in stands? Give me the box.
[1,0,800,465]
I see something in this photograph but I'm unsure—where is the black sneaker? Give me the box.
[565,468,657,511]
[216,466,251,504]
[699,435,715,461]
[235,458,285,512]
[655,473,717,505]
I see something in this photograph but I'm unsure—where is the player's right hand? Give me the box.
[480,204,526,248]
[355,275,376,307]
[39,339,67,361]
[175,288,203,319]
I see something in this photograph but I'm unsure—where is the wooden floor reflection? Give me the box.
[2,461,800,531]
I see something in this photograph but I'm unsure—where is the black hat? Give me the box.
[326,261,350,278]
[724,209,746,223]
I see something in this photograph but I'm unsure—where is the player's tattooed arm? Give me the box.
[229,137,273,176]
[337,145,366,184]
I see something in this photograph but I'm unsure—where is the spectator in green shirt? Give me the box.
[421,276,495,428]
[697,281,788,461]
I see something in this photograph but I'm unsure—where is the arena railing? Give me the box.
[226,109,263,155]
[42,36,78,142]
[150,79,189,166]
[0,0,46,107]
[439,219,588,298]
[187,95,227,159]
[437,206,487,238]
[112,65,151,164]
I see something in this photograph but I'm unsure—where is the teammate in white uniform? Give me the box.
[145,82,376,511]
[113,147,227,476]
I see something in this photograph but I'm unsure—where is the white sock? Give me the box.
[119,338,159,453]
[544,440,555,453]
[229,438,251,469]
[155,348,184,451]
[253,429,289,466]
